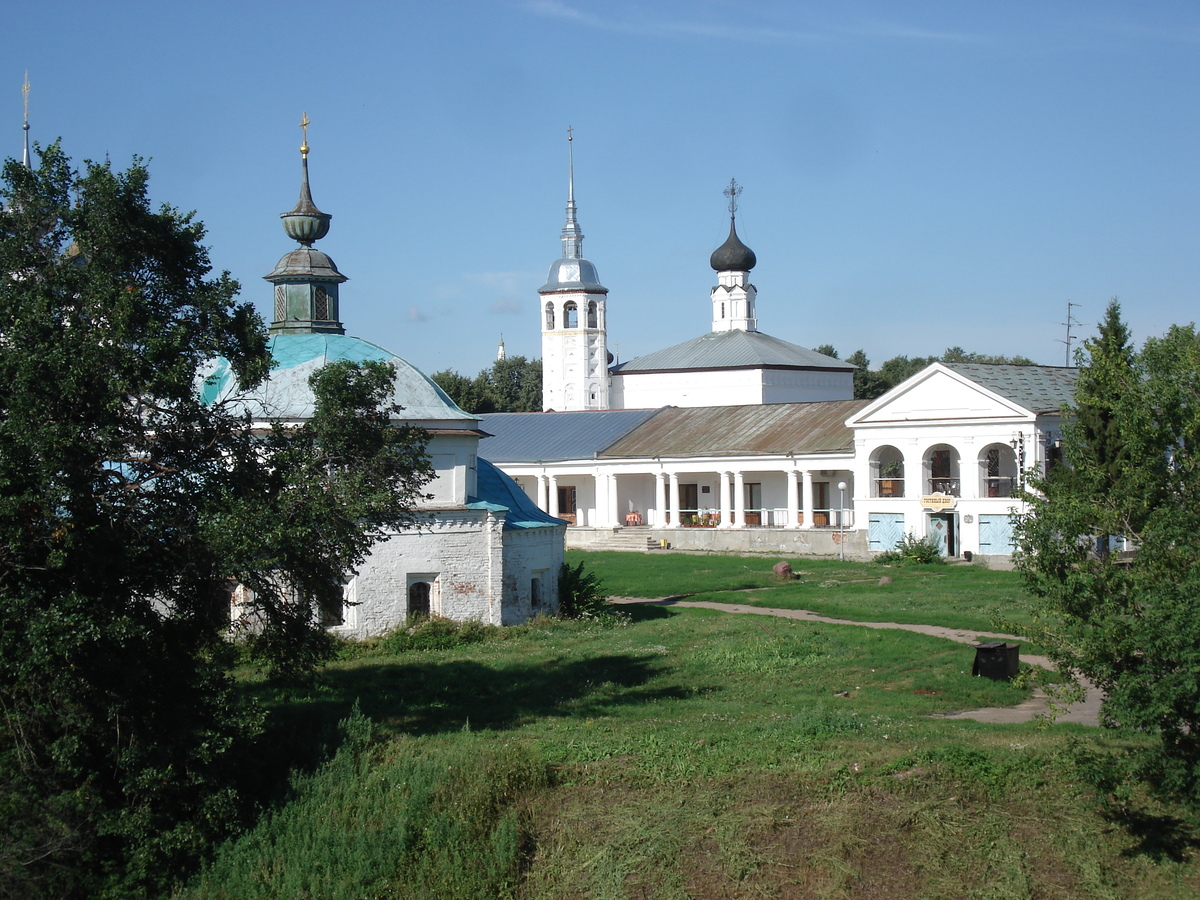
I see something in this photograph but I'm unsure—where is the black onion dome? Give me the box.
[709,217,757,271]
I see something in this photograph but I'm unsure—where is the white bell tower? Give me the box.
[539,128,610,411]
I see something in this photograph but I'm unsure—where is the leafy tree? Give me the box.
[846,349,889,400]
[0,146,431,896]
[433,355,542,413]
[1015,307,1200,810]
[486,354,542,412]
[432,368,495,414]
[812,343,839,359]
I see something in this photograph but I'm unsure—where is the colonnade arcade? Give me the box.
[513,464,856,530]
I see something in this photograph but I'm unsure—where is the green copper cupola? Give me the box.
[265,113,347,335]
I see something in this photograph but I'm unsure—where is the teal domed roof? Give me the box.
[200,333,475,425]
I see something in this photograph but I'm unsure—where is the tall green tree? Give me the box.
[1016,308,1200,810]
[433,355,542,413]
[0,146,431,897]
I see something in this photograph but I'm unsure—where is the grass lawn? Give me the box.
[568,549,1040,638]
[180,562,1200,899]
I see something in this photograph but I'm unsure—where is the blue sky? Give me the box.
[6,1,1198,375]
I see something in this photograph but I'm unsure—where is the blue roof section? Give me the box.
[199,333,475,424]
[469,458,566,529]
[478,409,664,462]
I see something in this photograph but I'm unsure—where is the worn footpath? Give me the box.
[611,596,1102,727]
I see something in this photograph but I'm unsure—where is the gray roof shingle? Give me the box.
[942,363,1078,414]
[610,330,854,374]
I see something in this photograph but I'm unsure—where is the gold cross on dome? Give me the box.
[299,111,310,155]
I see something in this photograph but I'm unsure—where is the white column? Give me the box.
[596,472,611,527]
[668,472,680,529]
[718,470,732,529]
[801,469,814,530]
[733,470,746,528]
[786,469,800,529]
[536,473,548,512]
[654,472,666,527]
[609,473,620,525]
[548,474,559,519]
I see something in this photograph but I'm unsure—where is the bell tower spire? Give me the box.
[539,127,610,411]
[264,113,348,335]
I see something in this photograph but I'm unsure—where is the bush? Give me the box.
[377,617,500,654]
[557,560,610,619]
[874,532,945,566]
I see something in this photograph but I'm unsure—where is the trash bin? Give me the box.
[972,641,1020,681]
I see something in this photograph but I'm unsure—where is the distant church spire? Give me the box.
[710,178,758,333]
[560,125,584,261]
[21,72,30,168]
[265,113,347,335]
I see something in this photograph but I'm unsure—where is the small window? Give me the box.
[314,285,329,320]
[408,581,431,621]
[531,577,543,609]
[564,301,578,328]
[587,300,598,328]
[274,285,286,322]
[545,302,555,330]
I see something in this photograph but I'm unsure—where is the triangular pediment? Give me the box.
[848,363,1034,426]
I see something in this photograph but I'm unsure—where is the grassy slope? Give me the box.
[569,549,1038,637]
[179,556,1200,900]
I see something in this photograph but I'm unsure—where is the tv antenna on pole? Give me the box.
[1057,301,1080,366]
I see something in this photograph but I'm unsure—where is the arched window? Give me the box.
[545,302,555,330]
[980,443,1017,498]
[587,300,598,328]
[564,301,578,328]
[871,445,905,497]
[925,444,961,496]
[531,577,543,609]
[408,581,431,621]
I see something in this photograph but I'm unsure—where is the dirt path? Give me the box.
[611,596,1101,726]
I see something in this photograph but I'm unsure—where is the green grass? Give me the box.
[178,557,1200,899]
[569,549,1039,637]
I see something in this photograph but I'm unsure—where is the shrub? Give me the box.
[557,560,610,619]
[377,617,500,654]
[874,532,945,566]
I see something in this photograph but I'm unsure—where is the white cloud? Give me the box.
[490,298,524,315]
[520,1,977,46]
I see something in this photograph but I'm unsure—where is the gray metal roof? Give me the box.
[942,363,1078,414]
[478,408,663,462]
[599,400,869,459]
[611,329,854,374]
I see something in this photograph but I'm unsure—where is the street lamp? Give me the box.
[837,481,848,562]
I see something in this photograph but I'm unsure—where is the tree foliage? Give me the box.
[0,146,431,896]
[1015,302,1200,808]
[824,345,1038,400]
[433,354,542,413]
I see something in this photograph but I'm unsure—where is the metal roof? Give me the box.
[610,329,854,374]
[199,333,476,425]
[942,363,1078,414]
[599,400,869,459]
[468,458,565,530]
[477,408,663,462]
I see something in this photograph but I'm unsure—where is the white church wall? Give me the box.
[613,367,851,409]
[333,508,504,638]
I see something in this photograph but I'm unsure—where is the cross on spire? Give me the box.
[299,111,310,156]
[724,178,742,217]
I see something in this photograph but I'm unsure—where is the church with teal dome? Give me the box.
[205,121,565,635]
